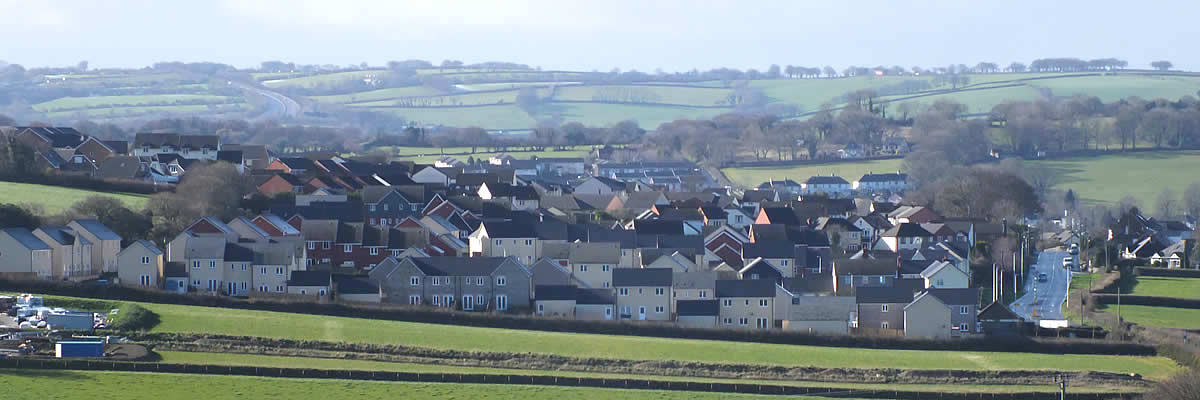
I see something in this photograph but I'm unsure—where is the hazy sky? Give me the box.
[3,0,1196,72]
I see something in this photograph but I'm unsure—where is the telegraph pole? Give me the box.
[1055,374,1069,400]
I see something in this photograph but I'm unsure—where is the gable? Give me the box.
[250,217,285,236]
[188,219,224,234]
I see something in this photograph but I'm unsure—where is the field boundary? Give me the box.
[1092,294,1200,309]
[0,358,1140,399]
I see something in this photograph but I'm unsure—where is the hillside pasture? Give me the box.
[372,104,536,129]
[1028,74,1200,102]
[1028,150,1200,205]
[34,94,241,112]
[0,182,148,213]
[1125,276,1200,299]
[534,102,731,129]
[458,82,582,91]
[347,89,540,107]
[263,70,389,88]
[1096,304,1200,330]
[881,85,1045,113]
[45,103,248,120]
[307,86,444,104]
[551,85,734,106]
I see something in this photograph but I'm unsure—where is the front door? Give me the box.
[463,295,474,310]
[227,282,236,295]
[638,306,646,320]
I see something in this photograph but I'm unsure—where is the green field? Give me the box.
[34,94,240,112]
[263,70,390,88]
[1097,304,1200,329]
[723,158,905,188]
[108,298,1178,378]
[45,103,247,120]
[373,104,536,129]
[553,85,734,106]
[156,351,1142,394]
[537,102,731,129]
[0,369,799,400]
[307,86,445,104]
[348,89,536,107]
[0,182,148,213]
[1029,75,1200,102]
[459,82,581,91]
[882,85,1045,114]
[1030,150,1200,205]
[1126,276,1200,298]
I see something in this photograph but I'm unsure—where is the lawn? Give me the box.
[881,85,1045,114]
[1027,75,1200,103]
[115,298,1178,379]
[1096,304,1200,330]
[34,94,240,112]
[722,158,905,188]
[750,76,938,111]
[156,351,1143,394]
[1126,276,1200,299]
[0,182,148,213]
[0,369,801,400]
[534,102,732,129]
[263,70,390,88]
[307,86,445,104]
[1063,273,1101,323]
[1028,150,1200,205]
[552,85,735,107]
[372,104,536,129]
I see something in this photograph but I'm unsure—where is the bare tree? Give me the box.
[1150,60,1174,71]
[1118,195,1142,215]
[1156,187,1178,218]
[1183,182,1200,217]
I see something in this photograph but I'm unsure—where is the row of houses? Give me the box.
[757,172,909,198]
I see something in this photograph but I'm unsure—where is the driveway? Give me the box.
[1011,250,1073,321]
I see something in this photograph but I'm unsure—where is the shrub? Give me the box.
[109,303,159,331]
[1141,370,1200,400]
[1135,267,1200,278]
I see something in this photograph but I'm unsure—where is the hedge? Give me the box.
[1135,267,1200,278]
[0,174,171,196]
[1092,294,1200,309]
[0,279,1156,356]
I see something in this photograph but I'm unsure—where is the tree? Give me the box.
[76,60,88,72]
[1156,187,1179,218]
[1064,189,1078,211]
[1007,62,1027,73]
[0,114,14,126]
[63,196,153,243]
[1183,182,1200,217]
[823,66,836,78]
[766,64,782,79]
[1118,195,1142,215]
[1150,60,1174,71]
[146,163,251,243]
[0,203,40,229]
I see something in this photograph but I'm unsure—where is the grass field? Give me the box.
[263,70,390,88]
[33,94,240,112]
[1126,276,1200,299]
[391,149,593,164]
[373,104,536,129]
[307,86,445,104]
[0,369,801,400]
[881,85,1045,114]
[1029,75,1200,103]
[723,158,905,188]
[535,102,731,129]
[0,182,148,213]
[347,89,539,107]
[1029,150,1200,205]
[45,103,248,120]
[1096,304,1200,330]
[552,85,734,106]
[105,297,1178,378]
[156,351,1143,394]
[459,82,581,91]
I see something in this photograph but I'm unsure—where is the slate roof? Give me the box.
[94,156,145,179]
[857,173,907,183]
[676,300,720,316]
[127,240,163,255]
[804,176,849,185]
[743,240,796,259]
[567,242,621,264]
[1,228,51,250]
[535,285,577,301]
[613,268,673,287]
[481,220,537,238]
[715,279,776,298]
[71,219,121,240]
[221,144,269,161]
[217,150,243,164]
[790,296,856,321]
[882,223,932,237]
[336,277,378,295]
[277,157,317,170]
[409,256,514,276]
[580,176,627,191]
[223,243,256,262]
[759,207,802,226]
[576,288,616,305]
[37,226,86,246]
[757,179,801,189]
[288,270,332,287]
[103,140,128,154]
[633,219,685,235]
[978,301,1023,321]
[834,259,897,276]
[133,133,219,149]
[741,190,778,203]
[855,286,916,303]
[925,287,979,307]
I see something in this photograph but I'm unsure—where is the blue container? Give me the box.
[55,341,104,358]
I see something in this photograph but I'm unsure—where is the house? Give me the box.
[755,207,804,226]
[286,270,332,298]
[850,215,892,245]
[468,221,539,266]
[221,144,275,169]
[33,226,94,279]
[920,260,969,289]
[978,301,1024,336]
[369,256,532,311]
[855,286,915,332]
[266,157,317,175]
[336,277,381,303]
[478,182,539,210]
[258,173,306,195]
[133,133,220,160]
[671,270,717,304]
[853,172,909,193]
[94,156,151,181]
[784,295,856,334]
[575,176,627,195]
[1151,240,1192,269]
[903,290,953,339]
[116,240,163,288]
[567,242,622,289]
[877,223,933,252]
[0,228,53,279]
[715,279,790,329]
[575,288,616,320]
[676,299,720,328]
[757,179,802,196]
[362,186,420,226]
[832,258,897,294]
[613,268,674,321]
[922,287,981,335]
[534,285,577,317]
[163,262,189,293]
[739,258,785,284]
[801,176,852,197]
[888,206,941,225]
[535,157,586,176]
[411,165,451,185]
[740,190,780,211]
[66,219,121,274]
[813,217,863,251]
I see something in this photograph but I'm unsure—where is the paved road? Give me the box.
[1011,250,1073,321]
[231,81,301,121]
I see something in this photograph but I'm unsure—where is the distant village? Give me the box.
[0,125,1195,340]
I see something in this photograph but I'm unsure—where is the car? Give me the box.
[1038,273,1048,282]
[1063,257,1074,268]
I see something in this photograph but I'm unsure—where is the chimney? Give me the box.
[896,255,902,279]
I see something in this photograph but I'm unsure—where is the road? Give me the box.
[230,81,301,121]
[1011,249,1073,321]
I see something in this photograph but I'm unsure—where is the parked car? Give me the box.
[1038,273,1048,282]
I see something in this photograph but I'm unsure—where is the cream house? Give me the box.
[715,279,792,329]
[919,260,969,289]
[67,219,122,273]
[117,240,163,288]
[613,268,674,321]
[0,228,53,279]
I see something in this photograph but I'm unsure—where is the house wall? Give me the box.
[186,258,224,292]
[117,246,162,288]
[0,233,38,277]
[222,261,253,296]
[75,139,115,163]
[677,315,717,328]
[287,285,330,298]
[925,267,969,289]
[535,299,575,317]
[473,236,539,266]
[340,293,381,303]
[570,262,614,289]
[904,297,952,340]
[616,286,672,321]
[946,302,979,335]
[783,320,849,334]
[575,303,614,320]
[857,302,906,330]
[718,296,776,329]
[252,265,289,293]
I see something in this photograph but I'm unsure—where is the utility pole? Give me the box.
[1055,373,1069,400]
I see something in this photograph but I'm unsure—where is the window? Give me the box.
[959,323,969,331]
[370,247,379,256]
[141,256,150,265]
[463,295,474,310]
[276,285,284,292]
[525,240,533,246]
[383,204,389,211]
[757,318,769,329]
[723,318,733,325]
[735,215,744,223]
[391,250,401,257]
[409,295,421,305]
[259,267,267,275]
[881,304,889,312]
[410,276,420,286]
[781,260,788,266]
[476,277,484,286]
[140,275,151,286]
[496,295,509,310]
[432,296,441,306]
[655,306,664,313]
[739,318,748,326]
[605,307,612,318]
[432,277,440,286]
[241,264,248,271]
[308,242,315,250]
[537,304,544,314]
[601,265,609,272]
[759,299,769,307]
[322,242,330,250]
[495,240,502,246]
[699,290,707,298]
[936,279,944,287]
[344,244,353,253]
[276,267,284,275]
[878,276,886,284]
[259,285,268,292]
[960,306,970,315]
[464,278,472,286]
[192,280,201,287]
[369,205,377,212]
[655,288,665,296]
[602,282,610,288]
[638,306,646,316]
[618,288,629,296]
[722,299,732,307]
[476,295,484,305]
[881,321,890,329]
[750,273,760,280]
[579,264,588,272]
[496,276,506,286]
[744,299,750,306]
[209,261,216,269]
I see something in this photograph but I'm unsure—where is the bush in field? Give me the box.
[1142,370,1200,400]
[109,303,159,332]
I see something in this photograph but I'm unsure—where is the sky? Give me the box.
[2,0,1197,72]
